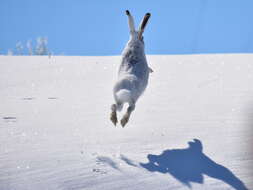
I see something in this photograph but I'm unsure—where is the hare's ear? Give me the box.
[126,10,135,33]
[138,13,151,39]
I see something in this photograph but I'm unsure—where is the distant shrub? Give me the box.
[7,49,14,55]
[7,37,51,56]
[27,40,33,55]
[15,41,24,55]
[35,37,48,55]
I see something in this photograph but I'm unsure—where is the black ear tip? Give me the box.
[126,10,130,15]
[146,13,151,17]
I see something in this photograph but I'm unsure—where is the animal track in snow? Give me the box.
[92,168,107,175]
[22,97,35,100]
[48,97,58,100]
[3,117,17,122]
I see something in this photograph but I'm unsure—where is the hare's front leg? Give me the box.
[121,104,135,127]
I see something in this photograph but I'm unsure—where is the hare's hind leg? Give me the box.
[110,102,123,126]
[110,104,118,126]
[121,103,135,127]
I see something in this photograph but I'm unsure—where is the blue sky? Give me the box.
[1,0,253,55]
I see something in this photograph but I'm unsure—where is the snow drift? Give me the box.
[0,54,252,190]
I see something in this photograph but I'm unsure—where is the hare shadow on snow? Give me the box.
[140,139,248,190]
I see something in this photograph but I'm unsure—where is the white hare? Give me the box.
[110,10,152,127]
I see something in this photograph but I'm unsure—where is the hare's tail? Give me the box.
[116,89,132,104]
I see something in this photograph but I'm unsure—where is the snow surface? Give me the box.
[0,54,252,190]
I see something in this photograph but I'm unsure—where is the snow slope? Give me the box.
[0,54,252,190]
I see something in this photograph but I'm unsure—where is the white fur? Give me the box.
[127,13,135,33]
[116,89,132,105]
[110,10,151,126]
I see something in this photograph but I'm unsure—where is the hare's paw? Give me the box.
[110,111,118,126]
[121,114,130,127]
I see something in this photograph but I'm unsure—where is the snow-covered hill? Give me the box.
[0,54,252,190]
